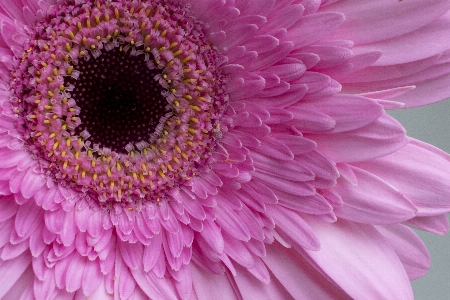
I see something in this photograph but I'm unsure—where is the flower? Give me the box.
[1,0,450,299]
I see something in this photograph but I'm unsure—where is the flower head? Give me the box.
[1,0,450,299]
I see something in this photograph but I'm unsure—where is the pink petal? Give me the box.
[34,269,55,300]
[308,113,408,163]
[214,202,251,241]
[0,195,17,222]
[323,0,450,44]
[0,251,31,298]
[115,250,136,299]
[333,166,417,224]
[404,214,449,235]
[354,139,450,216]
[286,12,345,48]
[191,264,239,299]
[376,224,430,280]
[264,242,351,300]
[20,167,45,199]
[119,240,143,270]
[81,259,102,296]
[143,234,162,272]
[353,12,450,66]
[14,200,43,238]
[266,205,320,250]
[131,267,178,300]
[386,72,450,108]
[302,216,413,299]
[300,94,384,133]
[65,254,85,292]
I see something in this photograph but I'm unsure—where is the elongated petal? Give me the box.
[302,216,413,300]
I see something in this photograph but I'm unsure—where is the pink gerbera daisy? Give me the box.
[1,0,450,299]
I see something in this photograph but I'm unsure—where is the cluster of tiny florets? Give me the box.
[9,0,226,204]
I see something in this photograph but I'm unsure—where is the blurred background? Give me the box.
[389,100,450,299]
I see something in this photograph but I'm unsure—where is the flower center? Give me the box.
[70,47,167,153]
[10,0,226,204]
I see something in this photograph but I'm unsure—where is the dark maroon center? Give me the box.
[71,47,167,152]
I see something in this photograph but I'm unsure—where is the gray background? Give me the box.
[389,101,450,299]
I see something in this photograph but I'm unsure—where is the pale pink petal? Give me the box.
[264,242,351,300]
[191,264,240,300]
[376,224,430,280]
[308,114,408,163]
[354,139,450,216]
[0,251,31,298]
[323,0,450,44]
[131,267,178,300]
[333,166,417,224]
[404,214,449,235]
[266,205,320,250]
[302,216,413,300]
[353,11,450,66]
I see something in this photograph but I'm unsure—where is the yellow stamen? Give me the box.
[189,105,201,111]
[173,49,182,57]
